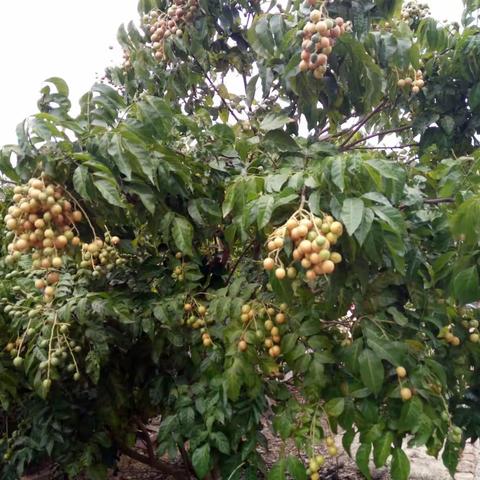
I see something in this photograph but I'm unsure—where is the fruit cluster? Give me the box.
[397,69,424,94]
[396,366,413,401]
[237,302,289,358]
[461,318,480,343]
[3,301,81,390]
[143,0,200,62]
[3,175,123,301]
[263,208,343,282]
[306,437,338,479]
[401,1,431,22]
[183,301,214,346]
[79,234,122,278]
[298,9,350,79]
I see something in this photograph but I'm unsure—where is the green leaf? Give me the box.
[211,432,230,455]
[44,76,69,97]
[256,195,275,229]
[453,266,480,305]
[354,208,374,245]
[172,216,194,257]
[331,156,345,192]
[442,440,460,476]
[341,198,365,235]
[398,397,423,433]
[358,349,384,395]
[391,448,410,480]
[267,458,286,480]
[355,443,372,480]
[192,443,211,479]
[373,431,393,467]
[93,177,125,208]
[286,456,307,480]
[73,165,91,200]
[260,112,292,131]
[324,398,345,417]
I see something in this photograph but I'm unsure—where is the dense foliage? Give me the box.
[1,0,480,478]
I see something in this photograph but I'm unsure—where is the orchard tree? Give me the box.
[1,0,480,479]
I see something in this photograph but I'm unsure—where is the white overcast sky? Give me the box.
[0,0,463,146]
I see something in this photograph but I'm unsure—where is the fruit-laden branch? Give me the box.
[341,124,412,150]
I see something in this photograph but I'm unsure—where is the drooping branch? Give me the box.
[341,124,412,151]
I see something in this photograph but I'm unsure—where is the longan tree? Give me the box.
[1,0,480,479]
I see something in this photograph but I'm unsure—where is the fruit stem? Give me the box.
[47,313,57,380]
[62,332,79,374]
[16,317,34,357]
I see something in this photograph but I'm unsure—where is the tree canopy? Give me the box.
[1,1,480,479]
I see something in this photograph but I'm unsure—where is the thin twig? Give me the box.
[226,239,255,285]
[342,124,412,150]
[192,57,240,122]
[339,99,388,148]
[348,143,417,150]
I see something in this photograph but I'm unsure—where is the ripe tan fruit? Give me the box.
[72,211,82,222]
[396,366,407,378]
[330,252,342,264]
[269,345,281,357]
[273,237,284,249]
[44,286,55,297]
[238,340,248,352]
[52,257,63,268]
[470,333,480,343]
[299,240,312,253]
[323,260,335,274]
[412,86,420,94]
[301,258,312,269]
[330,221,343,236]
[263,257,275,271]
[451,336,461,346]
[287,266,297,279]
[298,60,309,72]
[316,21,328,34]
[286,218,298,230]
[400,387,412,401]
[111,236,120,245]
[46,272,60,284]
[306,269,317,281]
[35,279,46,289]
[275,268,286,280]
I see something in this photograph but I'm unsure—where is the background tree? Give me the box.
[1,0,480,479]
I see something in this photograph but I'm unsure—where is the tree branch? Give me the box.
[136,418,156,464]
[399,197,454,210]
[118,444,184,479]
[423,197,454,205]
[348,143,418,150]
[339,99,389,148]
[341,124,412,150]
[192,57,241,122]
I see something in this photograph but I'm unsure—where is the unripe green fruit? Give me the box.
[13,356,24,368]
